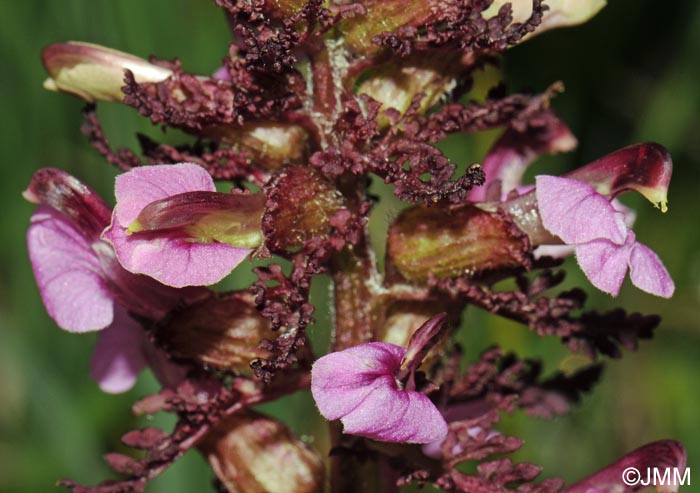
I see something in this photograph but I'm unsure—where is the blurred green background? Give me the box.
[0,1,698,492]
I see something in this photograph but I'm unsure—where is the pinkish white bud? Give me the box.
[42,42,172,102]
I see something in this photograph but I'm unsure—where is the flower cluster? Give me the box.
[29,1,685,493]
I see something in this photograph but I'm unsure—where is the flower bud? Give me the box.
[387,203,530,282]
[155,292,275,372]
[42,42,172,102]
[356,51,465,127]
[199,410,324,493]
[205,123,309,169]
[263,166,345,250]
[563,440,685,493]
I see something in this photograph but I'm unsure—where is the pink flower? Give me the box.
[25,168,200,392]
[535,175,674,298]
[102,163,252,288]
[311,342,448,444]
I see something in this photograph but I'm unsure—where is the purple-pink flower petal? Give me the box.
[311,342,405,420]
[27,206,114,332]
[213,66,231,81]
[575,237,633,297]
[104,163,251,287]
[340,377,448,443]
[103,222,250,288]
[536,175,627,245]
[311,342,448,444]
[629,240,675,298]
[113,163,216,228]
[25,168,211,393]
[90,307,147,393]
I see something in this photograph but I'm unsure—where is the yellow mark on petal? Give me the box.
[126,220,144,234]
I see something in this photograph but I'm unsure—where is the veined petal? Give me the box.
[93,240,208,319]
[575,237,633,297]
[340,376,448,444]
[114,163,216,227]
[312,343,405,420]
[27,206,113,332]
[536,175,627,245]
[103,218,250,288]
[311,342,446,444]
[90,307,147,393]
[629,240,675,298]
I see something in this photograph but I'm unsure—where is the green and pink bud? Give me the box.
[387,202,531,282]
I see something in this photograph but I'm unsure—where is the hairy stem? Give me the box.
[328,174,382,492]
[331,234,381,350]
